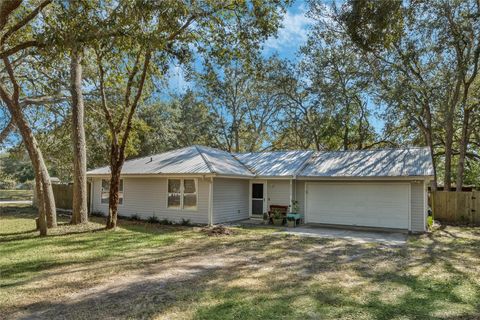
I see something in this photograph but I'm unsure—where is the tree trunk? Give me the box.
[443,109,454,191]
[0,96,56,231]
[70,46,88,224]
[106,144,122,229]
[456,108,471,192]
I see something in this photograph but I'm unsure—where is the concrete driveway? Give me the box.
[280,225,407,245]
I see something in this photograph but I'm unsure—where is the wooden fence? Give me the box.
[431,191,480,225]
[51,183,91,212]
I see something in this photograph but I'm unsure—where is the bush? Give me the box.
[159,218,173,225]
[427,216,433,229]
[180,218,191,226]
[130,214,140,221]
[147,215,159,223]
[0,179,16,190]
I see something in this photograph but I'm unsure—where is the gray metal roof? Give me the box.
[87,145,253,176]
[87,145,433,178]
[234,151,313,176]
[298,147,434,177]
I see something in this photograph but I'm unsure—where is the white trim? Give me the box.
[305,182,309,223]
[249,180,266,215]
[208,177,213,225]
[408,182,412,232]
[289,179,293,210]
[296,176,435,181]
[100,178,125,207]
[423,180,428,231]
[166,178,198,211]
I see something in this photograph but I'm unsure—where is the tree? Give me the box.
[90,1,289,229]
[0,0,57,235]
[196,57,286,152]
[336,0,480,190]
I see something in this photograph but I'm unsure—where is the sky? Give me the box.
[1,1,383,153]
[167,1,313,93]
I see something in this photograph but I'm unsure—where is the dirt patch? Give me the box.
[200,225,236,236]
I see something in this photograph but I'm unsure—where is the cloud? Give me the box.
[264,6,313,53]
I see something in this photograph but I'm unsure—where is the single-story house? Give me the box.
[87,145,434,233]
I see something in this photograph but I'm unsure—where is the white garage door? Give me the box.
[306,183,410,229]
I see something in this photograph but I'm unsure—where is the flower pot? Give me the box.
[287,219,296,228]
[272,218,284,226]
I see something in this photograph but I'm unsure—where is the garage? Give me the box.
[305,183,410,230]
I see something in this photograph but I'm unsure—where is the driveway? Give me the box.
[281,225,407,245]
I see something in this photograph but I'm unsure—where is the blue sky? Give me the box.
[167,1,312,92]
[1,1,383,152]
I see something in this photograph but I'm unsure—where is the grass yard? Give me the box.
[0,189,33,201]
[1,205,479,320]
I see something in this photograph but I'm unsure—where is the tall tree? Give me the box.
[0,0,56,235]
[336,0,480,189]
[91,0,289,229]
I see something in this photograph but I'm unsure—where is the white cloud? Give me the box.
[264,7,313,52]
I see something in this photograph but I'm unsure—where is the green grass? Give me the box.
[1,205,479,320]
[0,189,33,201]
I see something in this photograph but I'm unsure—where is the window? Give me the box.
[101,179,124,205]
[167,178,197,210]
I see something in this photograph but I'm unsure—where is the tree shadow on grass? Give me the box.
[5,230,480,320]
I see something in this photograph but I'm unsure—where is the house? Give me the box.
[86,145,434,233]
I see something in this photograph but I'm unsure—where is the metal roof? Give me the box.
[86,145,253,176]
[298,147,434,177]
[234,150,314,176]
[87,145,433,178]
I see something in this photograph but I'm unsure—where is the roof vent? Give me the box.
[147,157,153,163]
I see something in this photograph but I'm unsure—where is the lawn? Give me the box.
[0,189,33,201]
[1,205,479,320]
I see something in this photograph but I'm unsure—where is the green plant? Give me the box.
[160,218,173,225]
[272,209,282,219]
[291,200,299,213]
[130,214,140,221]
[427,215,433,229]
[147,215,159,223]
[180,218,191,226]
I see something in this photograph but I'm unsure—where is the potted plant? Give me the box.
[290,200,299,214]
[272,209,284,226]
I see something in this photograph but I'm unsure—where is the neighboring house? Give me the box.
[87,145,434,233]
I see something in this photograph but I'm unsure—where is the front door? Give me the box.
[251,183,264,216]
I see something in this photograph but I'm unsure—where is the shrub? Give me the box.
[0,179,16,190]
[159,218,173,225]
[130,214,140,221]
[147,215,159,223]
[427,216,433,229]
[180,218,191,226]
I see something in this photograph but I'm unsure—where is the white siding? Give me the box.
[91,177,209,224]
[410,181,426,233]
[212,178,249,224]
[267,180,291,209]
[295,180,305,215]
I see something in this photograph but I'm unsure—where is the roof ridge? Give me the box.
[231,153,257,175]
[313,146,430,154]
[194,145,215,174]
